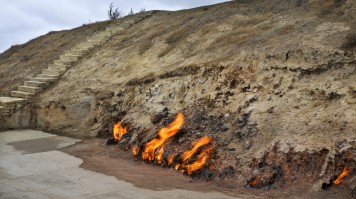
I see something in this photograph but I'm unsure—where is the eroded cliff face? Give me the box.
[1,0,355,194]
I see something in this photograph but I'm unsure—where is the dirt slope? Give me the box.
[1,0,355,197]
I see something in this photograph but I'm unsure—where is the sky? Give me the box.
[0,0,228,53]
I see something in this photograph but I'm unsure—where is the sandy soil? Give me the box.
[61,138,354,199]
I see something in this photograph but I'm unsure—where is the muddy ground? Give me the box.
[61,139,354,199]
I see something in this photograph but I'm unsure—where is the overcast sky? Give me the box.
[0,0,228,53]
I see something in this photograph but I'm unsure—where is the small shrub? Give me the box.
[108,3,122,20]
[127,8,134,16]
[139,7,146,13]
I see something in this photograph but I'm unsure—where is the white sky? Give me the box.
[0,0,228,53]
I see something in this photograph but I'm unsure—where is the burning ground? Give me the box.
[1,0,356,198]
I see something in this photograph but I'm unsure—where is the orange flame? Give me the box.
[249,176,262,187]
[156,147,164,164]
[131,145,140,156]
[142,112,184,161]
[113,121,127,142]
[185,145,214,175]
[167,153,174,166]
[181,136,212,163]
[333,166,350,185]
[175,164,181,170]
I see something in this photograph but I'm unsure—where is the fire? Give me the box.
[333,166,350,185]
[156,147,164,164]
[181,136,212,163]
[175,164,181,170]
[167,153,174,166]
[113,121,127,142]
[131,145,140,156]
[185,145,214,175]
[111,112,215,176]
[142,112,184,162]
[249,176,262,187]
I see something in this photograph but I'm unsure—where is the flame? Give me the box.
[131,145,140,156]
[175,164,181,170]
[167,153,174,166]
[113,121,127,142]
[142,112,184,161]
[249,176,262,187]
[333,166,349,185]
[156,147,164,164]
[181,136,212,163]
[185,145,214,175]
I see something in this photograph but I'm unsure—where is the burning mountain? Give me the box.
[110,112,216,176]
[1,0,355,197]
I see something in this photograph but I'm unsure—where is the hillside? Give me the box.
[0,0,355,198]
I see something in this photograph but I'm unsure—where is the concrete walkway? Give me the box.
[0,130,238,199]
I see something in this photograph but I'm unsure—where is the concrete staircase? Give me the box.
[0,11,153,119]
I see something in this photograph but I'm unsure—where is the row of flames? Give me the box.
[113,112,351,185]
[112,112,215,175]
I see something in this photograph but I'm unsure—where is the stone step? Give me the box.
[87,41,104,46]
[63,52,82,57]
[65,49,89,56]
[60,54,80,60]
[30,77,57,83]
[1,112,11,117]
[90,34,111,39]
[106,27,124,32]
[0,107,11,116]
[47,66,67,71]
[42,69,66,76]
[24,81,48,88]
[76,44,94,49]
[124,20,135,24]
[37,74,60,79]
[87,38,106,43]
[0,105,12,111]
[48,63,72,70]
[54,59,75,65]
[18,86,42,94]
[87,38,104,43]
[0,97,25,112]
[0,97,26,105]
[0,104,13,110]
[59,57,78,63]
[64,52,84,57]
[11,91,34,99]
[53,60,69,65]
[92,32,112,36]
[0,106,9,113]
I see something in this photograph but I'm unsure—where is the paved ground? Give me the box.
[0,130,238,199]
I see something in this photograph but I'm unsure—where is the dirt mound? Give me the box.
[1,0,355,197]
